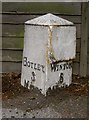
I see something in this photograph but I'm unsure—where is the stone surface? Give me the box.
[21,13,76,95]
[25,13,74,25]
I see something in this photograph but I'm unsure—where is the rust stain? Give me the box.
[48,26,53,54]
[46,46,50,64]
[46,25,57,64]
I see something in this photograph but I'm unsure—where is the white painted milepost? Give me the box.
[21,13,76,95]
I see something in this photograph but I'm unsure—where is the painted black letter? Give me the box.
[23,57,27,66]
[51,64,57,72]
[24,80,29,88]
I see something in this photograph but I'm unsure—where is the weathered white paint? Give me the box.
[25,13,73,25]
[21,13,76,95]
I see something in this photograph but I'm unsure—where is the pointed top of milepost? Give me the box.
[25,13,74,26]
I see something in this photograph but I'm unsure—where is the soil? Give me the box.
[2,72,88,100]
[1,72,89,118]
